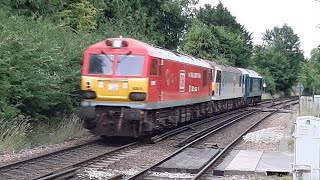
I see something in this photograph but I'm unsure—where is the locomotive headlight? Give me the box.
[129,92,147,101]
[112,40,122,48]
[86,80,92,90]
[81,90,96,99]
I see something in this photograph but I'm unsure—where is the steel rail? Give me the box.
[192,111,277,180]
[32,142,138,180]
[150,97,287,143]
[0,137,100,170]
[176,110,259,147]
[150,109,245,143]
[126,109,262,180]
[191,99,299,180]
[126,98,298,180]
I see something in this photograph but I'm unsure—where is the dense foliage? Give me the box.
[251,24,305,95]
[0,0,314,124]
[0,0,195,122]
[182,3,253,67]
[0,10,106,121]
[299,46,320,94]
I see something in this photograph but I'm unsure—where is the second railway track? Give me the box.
[0,97,297,180]
[125,98,298,180]
[0,139,137,180]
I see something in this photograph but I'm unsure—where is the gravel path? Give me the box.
[213,174,292,180]
[234,112,295,151]
[214,106,297,180]
[0,135,95,166]
[192,112,269,149]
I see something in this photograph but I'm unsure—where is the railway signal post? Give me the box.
[296,82,304,116]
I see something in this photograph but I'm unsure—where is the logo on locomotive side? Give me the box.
[180,70,186,92]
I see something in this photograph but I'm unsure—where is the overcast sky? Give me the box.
[197,0,320,58]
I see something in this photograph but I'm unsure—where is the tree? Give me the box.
[298,45,320,94]
[252,24,304,95]
[182,2,253,67]
[182,21,220,59]
[98,0,194,49]
[60,0,98,32]
[310,45,320,62]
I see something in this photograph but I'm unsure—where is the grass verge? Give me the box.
[27,114,90,147]
[299,96,320,117]
[0,114,89,152]
[0,118,30,152]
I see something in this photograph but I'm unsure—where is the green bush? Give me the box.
[0,10,108,122]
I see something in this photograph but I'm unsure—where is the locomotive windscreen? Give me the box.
[116,55,144,76]
[88,54,114,75]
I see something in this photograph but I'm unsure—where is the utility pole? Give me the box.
[313,86,315,103]
[299,87,301,116]
[296,82,304,116]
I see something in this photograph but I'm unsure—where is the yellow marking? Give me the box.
[81,76,148,102]
[212,83,216,92]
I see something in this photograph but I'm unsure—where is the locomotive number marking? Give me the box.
[123,83,128,89]
[179,70,186,92]
[132,87,142,90]
[98,82,104,88]
[108,83,119,91]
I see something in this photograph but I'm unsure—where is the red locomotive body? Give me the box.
[80,38,212,137]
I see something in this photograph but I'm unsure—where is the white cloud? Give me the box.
[197,0,320,58]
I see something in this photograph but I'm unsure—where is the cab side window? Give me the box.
[216,70,221,83]
[150,58,158,75]
[203,70,207,86]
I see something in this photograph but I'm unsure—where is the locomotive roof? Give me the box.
[215,64,242,74]
[237,68,262,78]
[203,60,217,68]
[153,47,211,68]
[87,38,211,68]
[201,59,241,74]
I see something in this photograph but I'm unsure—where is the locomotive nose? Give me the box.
[81,77,149,102]
[95,80,130,101]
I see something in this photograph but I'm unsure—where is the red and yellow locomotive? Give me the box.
[79,37,261,138]
[79,37,215,137]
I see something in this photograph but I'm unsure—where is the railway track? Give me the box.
[125,98,298,180]
[0,138,137,180]
[192,98,298,180]
[0,98,294,180]
[151,97,287,144]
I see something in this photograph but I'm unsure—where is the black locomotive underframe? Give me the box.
[81,96,261,138]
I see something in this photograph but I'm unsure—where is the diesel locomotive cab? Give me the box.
[79,38,150,137]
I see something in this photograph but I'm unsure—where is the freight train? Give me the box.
[79,37,263,138]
